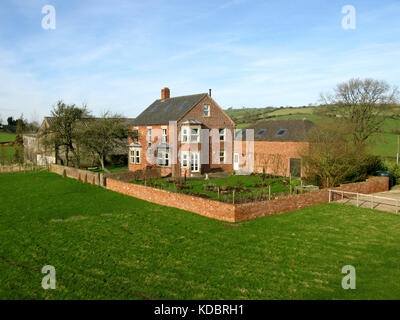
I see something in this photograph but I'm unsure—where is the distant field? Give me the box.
[1,171,400,299]
[226,105,400,159]
[0,132,16,143]
[267,107,316,116]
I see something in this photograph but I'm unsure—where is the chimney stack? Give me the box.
[209,89,212,97]
[161,87,170,100]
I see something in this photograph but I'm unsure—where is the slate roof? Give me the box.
[132,93,208,126]
[241,119,315,142]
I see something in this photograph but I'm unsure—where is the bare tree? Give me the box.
[81,112,132,172]
[321,78,399,145]
[42,100,90,167]
[301,120,384,188]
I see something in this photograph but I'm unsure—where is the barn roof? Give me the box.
[241,119,315,142]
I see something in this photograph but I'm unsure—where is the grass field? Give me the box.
[1,171,400,299]
[0,132,16,143]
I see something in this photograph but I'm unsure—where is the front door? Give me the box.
[233,153,239,170]
[190,152,200,173]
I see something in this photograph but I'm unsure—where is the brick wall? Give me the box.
[49,163,389,222]
[106,167,168,182]
[234,140,309,177]
[234,177,389,222]
[49,164,105,186]
[105,176,388,222]
[106,178,236,222]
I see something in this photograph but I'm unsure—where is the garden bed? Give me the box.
[131,174,303,203]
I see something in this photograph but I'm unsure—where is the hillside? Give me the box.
[225,105,400,161]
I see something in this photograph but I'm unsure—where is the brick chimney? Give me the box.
[161,87,170,101]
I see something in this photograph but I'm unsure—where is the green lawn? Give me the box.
[1,171,400,299]
[0,132,16,143]
[134,175,297,202]
[0,146,15,164]
[87,164,128,174]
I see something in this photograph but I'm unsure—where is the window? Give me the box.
[130,148,141,164]
[191,128,200,142]
[204,105,210,117]
[147,128,152,142]
[219,149,225,164]
[135,150,140,164]
[151,105,159,112]
[181,152,189,168]
[157,151,170,167]
[256,130,265,136]
[130,150,134,164]
[133,129,139,143]
[162,128,167,143]
[182,127,188,142]
[219,128,225,141]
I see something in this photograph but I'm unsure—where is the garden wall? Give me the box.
[106,176,388,222]
[48,164,389,222]
[49,164,105,186]
[106,178,236,222]
[234,177,389,221]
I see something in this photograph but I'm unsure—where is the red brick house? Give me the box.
[234,119,314,177]
[129,88,236,177]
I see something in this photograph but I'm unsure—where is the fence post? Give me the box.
[356,193,359,207]
[342,191,344,200]
[232,190,235,205]
[268,185,271,200]
[328,190,331,203]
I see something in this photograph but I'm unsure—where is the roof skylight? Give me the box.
[179,102,188,109]
[256,130,265,136]
[276,129,287,136]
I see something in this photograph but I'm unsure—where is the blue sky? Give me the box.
[0,0,399,122]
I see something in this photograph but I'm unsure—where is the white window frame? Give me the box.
[147,127,152,142]
[219,128,226,141]
[204,105,210,117]
[219,149,225,164]
[181,127,188,143]
[162,128,167,143]
[130,148,141,165]
[157,150,170,167]
[181,151,189,168]
[133,127,139,143]
[190,127,200,143]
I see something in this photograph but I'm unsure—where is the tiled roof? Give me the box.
[242,119,315,142]
[132,93,207,126]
